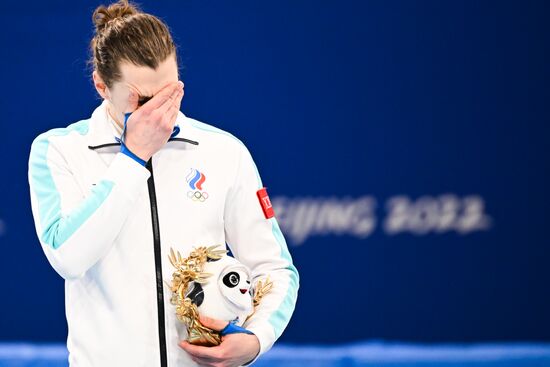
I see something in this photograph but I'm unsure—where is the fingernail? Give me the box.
[178,81,184,88]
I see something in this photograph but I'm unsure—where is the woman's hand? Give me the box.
[123,81,184,162]
[179,315,260,367]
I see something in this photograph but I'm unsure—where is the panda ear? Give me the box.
[187,283,204,307]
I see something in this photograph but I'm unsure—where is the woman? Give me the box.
[27,1,299,366]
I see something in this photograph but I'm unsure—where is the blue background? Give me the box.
[0,0,548,346]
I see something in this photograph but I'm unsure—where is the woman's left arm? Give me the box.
[222,142,300,364]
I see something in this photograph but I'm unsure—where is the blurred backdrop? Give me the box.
[0,0,549,365]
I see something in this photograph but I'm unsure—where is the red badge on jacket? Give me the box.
[257,187,275,219]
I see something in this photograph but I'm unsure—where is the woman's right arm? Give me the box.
[28,134,150,280]
[29,82,183,280]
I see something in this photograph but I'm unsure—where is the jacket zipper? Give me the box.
[146,158,168,367]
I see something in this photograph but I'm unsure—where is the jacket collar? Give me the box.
[87,99,199,149]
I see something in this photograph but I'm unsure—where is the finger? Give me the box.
[170,88,184,116]
[156,87,183,116]
[169,82,184,107]
[158,105,179,135]
[166,104,180,125]
[152,85,180,114]
[199,315,230,332]
[179,340,223,360]
[174,87,184,107]
[144,81,183,110]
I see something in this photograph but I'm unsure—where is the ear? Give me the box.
[92,71,110,100]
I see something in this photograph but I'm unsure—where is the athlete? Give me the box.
[27,1,299,366]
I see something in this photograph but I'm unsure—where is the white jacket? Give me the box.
[28,100,299,367]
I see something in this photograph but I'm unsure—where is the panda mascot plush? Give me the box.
[168,245,272,346]
[186,254,254,325]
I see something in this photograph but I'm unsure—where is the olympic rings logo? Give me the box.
[188,190,209,202]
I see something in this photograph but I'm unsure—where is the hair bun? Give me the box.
[92,0,139,33]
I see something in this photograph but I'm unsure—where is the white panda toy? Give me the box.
[185,255,254,326]
[168,245,272,346]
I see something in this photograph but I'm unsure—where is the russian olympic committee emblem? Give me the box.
[186,168,208,202]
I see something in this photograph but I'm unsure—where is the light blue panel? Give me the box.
[29,120,115,249]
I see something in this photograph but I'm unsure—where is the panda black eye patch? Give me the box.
[186,283,204,307]
[223,272,240,288]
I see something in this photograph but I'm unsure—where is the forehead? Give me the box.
[118,56,178,96]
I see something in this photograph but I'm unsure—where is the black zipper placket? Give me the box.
[146,157,168,367]
[88,136,200,367]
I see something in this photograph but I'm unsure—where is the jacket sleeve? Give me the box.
[224,142,299,364]
[28,132,150,280]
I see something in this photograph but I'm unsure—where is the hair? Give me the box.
[90,0,177,88]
